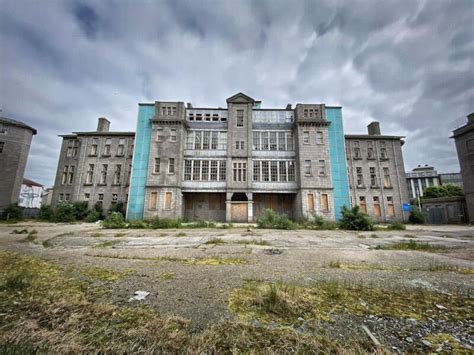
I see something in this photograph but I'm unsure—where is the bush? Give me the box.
[188,219,217,228]
[85,210,101,223]
[94,202,104,219]
[108,202,125,216]
[38,205,54,221]
[149,218,182,229]
[1,203,23,221]
[338,206,373,231]
[127,220,149,229]
[298,213,337,230]
[409,209,425,224]
[387,221,406,230]
[72,202,89,220]
[423,185,464,199]
[256,209,296,230]
[54,203,76,223]
[102,212,126,229]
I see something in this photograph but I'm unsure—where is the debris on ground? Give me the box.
[263,248,282,255]
[128,290,150,302]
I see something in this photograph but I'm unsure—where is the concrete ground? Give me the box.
[1,222,473,333]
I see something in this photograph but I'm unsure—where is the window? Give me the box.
[270,161,278,181]
[154,158,160,174]
[270,132,277,150]
[367,141,374,159]
[262,161,269,181]
[219,161,226,181]
[186,131,195,149]
[168,158,175,173]
[112,194,118,202]
[157,128,164,142]
[278,132,285,150]
[211,131,218,149]
[387,196,395,216]
[218,131,227,149]
[66,140,73,157]
[253,132,260,150]
[304,160,311,176]
[373,197,381,217]
[359,196,367,213]
[370,167,377,187]
[194,131,202,149]
[86,164,94,184]
[184,160,226,181]
[68,165,75,184]
[90,138,98,156]
[233,161,246,182]
[98,193,104,201]
[162,107,166,115]
[114,165,122,184]
[236,110,244,127]
[303,109,308,118]
[117,138,125,155]
[172,107,176,115]
[321,194,329,211]
[201,161,209,180]
[205,113,211,121]
[59,193,64,202]
[62,166,68,184]
[0,142,4,153]
[383,167,392,188]
[356,167,364,187]
[203,131,210,149]
[210,161,218,180]
[234,140,244,150]
[286,132,294,151]
[279,161,287,182]
[316,131,323,144]
[193,160,201,180]
[65,194,70,202]
[288,161,295,181]
[380,142,388,159]
[353,141,361,159]
[167,107,171,115]
[184,160,192,180]
[149,192,158,210]
[318,160,326,176]
[307,193,314,211]
[303,131,310,144]
[164,192,172,209]
[84,193,90,201]
[100,164,108,185]
[253,161,260,181]
[104,138,111,156]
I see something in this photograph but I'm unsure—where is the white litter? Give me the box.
[128,291,150,302]
[435,304,447,310]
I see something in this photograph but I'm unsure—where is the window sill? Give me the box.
[356,186,366,189]
[102,154,111,158]
[97,183,107,186]
[370,185,380,189]
[383,186,393,189]
[367,157,376,160]
[152,172,161,175]
[115,154,125,157]
[353,157,362,160]
[111,183,121,186]
[83,183,93,186]
[88,154,97,157]
[380,158,389,161]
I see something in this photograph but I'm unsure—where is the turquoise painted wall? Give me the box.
[326,107,350,220]
[126,104,154,220]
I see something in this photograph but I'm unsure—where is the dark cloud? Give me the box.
[0,0,472,186]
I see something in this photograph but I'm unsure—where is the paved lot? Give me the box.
[1,222,473,331]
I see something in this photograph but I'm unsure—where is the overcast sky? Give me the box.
[1,0,473,186]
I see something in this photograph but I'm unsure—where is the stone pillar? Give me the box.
[247,200,253,223]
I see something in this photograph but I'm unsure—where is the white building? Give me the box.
[406,165,440,200]
[19,178,44,209]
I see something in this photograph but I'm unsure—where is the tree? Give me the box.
[423,185,464,199]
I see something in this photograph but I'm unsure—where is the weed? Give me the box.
[370,234,378,238]
[328,260,342,268]
[114,233,126,238]
[205,238,226,245]
[176,232,187,237]
[94,240,121,248]
[42,238,54,248]
[11,228,29,234]
[256,209,296,230]
[338,206,374,231]
[374,240,447,252]
[20,233,37,243]
[159,233,169,237]
[56,232,74,237]
[184,257,247,266]
[91,232,102,238]
[235,239,270,246]
[160,272,176,280]
[80,266,134,282]
[0,270,31,291]
[404,234,416,238]
[102,212,127,229]
[387,221,406,230]
[356,234,366,239]
[218,223,233,229]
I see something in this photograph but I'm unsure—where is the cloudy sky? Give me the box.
[1,0,473,186]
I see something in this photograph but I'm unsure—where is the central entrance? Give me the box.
[230,192,249,223]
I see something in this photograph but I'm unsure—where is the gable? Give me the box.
[226,92,255,104]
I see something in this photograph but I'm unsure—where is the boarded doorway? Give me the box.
[231,192,248,222]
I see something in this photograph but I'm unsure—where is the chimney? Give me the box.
[187,102,193,109]
[286,104,292,110]
[367,121,381,135]
[97,117,110,132]
[468,113,474,125]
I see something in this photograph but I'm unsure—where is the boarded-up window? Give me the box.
[164,192,172,209]
[185,193,193,209]
[373,196,381,217]
[321,194,329,211]
[387,196,395,216]
[149,192,158,210]
[307,193,314,211]
[359,196,367,213]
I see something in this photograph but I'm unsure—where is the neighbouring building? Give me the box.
[451,113,474,223]
[439,172,463,188]
[0,117,37,212]
[19,178,44,208]
[125,93,408,223]
[406,165,441,200]
[41,187,54,206]
[52,118,134,213]
[422,196,468,224]
[345,122,410,223]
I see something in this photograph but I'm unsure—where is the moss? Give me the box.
[80,266,134,282]
[229,280,473,325]
[424,333,471,353]
[159,272,176,280]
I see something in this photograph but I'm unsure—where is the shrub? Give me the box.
[38,205,54,221]
[409,209,425,224]
[338,206,373,231]
[423,185,463,199]
[72,202,89,220]
[85,210,101,223]
[94,202,104,219]
[149,218,182,229]
[127,220,149,229]
[188,219,217,228]
[298,213,337,230]
[256,209,296,230]
[1,203,23,221]
[108,202,125,216]
[102,212,127,229]
[54,203,76,223]
[387,221,406,230]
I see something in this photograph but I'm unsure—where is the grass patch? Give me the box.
[404,234,416,238]
[11,228,29,234]
[184,257,247,266]
[229,280,472,325]
[374,240,447,252]
[159,272,176,280]
[356,234,366,239]
[204,238,226,245]
[56,232,74,237]
[80,266,134,282]
[424,333,471,352]
[93,240,121,248]
[114,233,126,238]
[176,232,187,237]
[234,239,270,246]
[20,233,37,243]
[159,233,169,237]
[91,232,103,238]
[327,261,474,275]
[370,234,378,238]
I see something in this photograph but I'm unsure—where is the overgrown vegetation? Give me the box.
[1,203,23,221]
[387,221,406,230]
[338,206,374,231]
[102,212,127,229]
[409,209,426,224]
[298,212,337,230]
[80,266,134,282]
[423,185,464,199]
[256,209,296,230]
[374,240,447,252]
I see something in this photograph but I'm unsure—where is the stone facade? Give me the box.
[0,117,37,212]
[345,122,410,222]
[52,118,134,213]
[451,113,474,223]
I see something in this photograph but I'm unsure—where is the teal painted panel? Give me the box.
[126,104,154,220]
[326,107,350,220]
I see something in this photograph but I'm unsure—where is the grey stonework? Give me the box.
[345,122,410,222]
[451,113,474,223]
[52,118,134,213]
[0,117,37,211]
